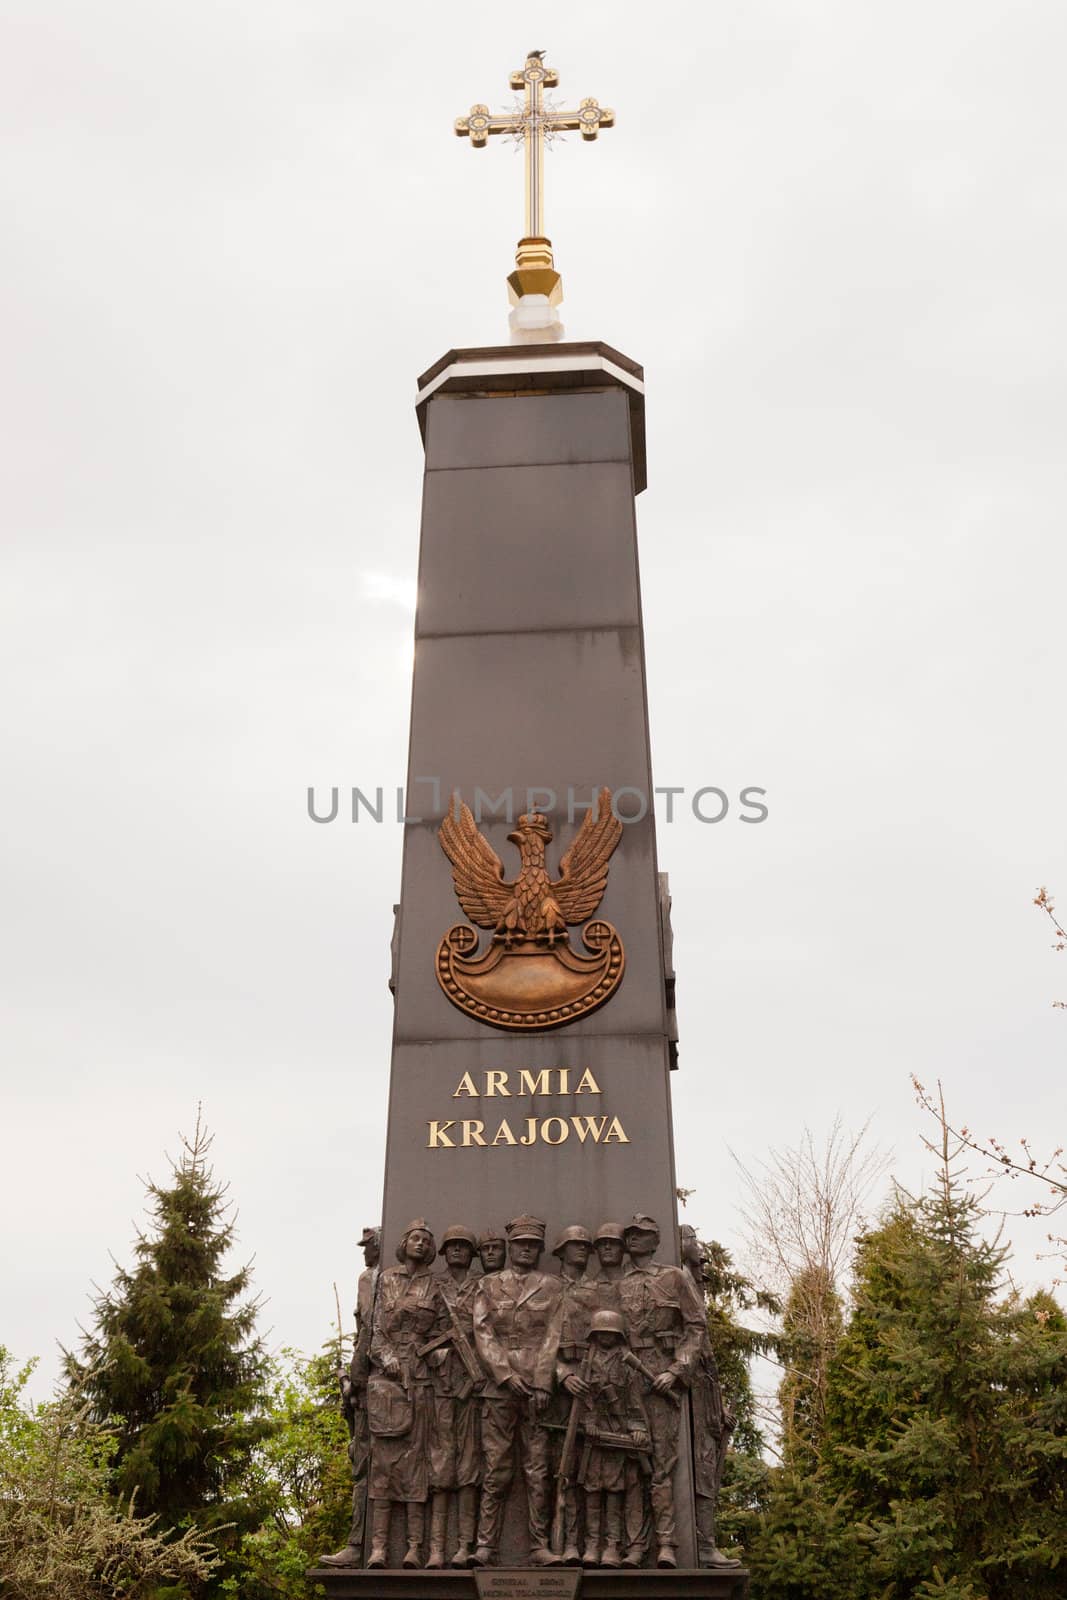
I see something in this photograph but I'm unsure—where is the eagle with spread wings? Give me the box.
[438,787,623,949]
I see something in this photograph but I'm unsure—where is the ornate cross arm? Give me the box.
[542,99,615,141]
[509,58,558,93]
[454,105,523,147]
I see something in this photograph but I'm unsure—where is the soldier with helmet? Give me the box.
[471,1214,564,1567]
[554,1224,601,1357]
[549,1224,599,1563]
[593,1221,628,1287]
[573,1308,652,1568]
[428,1224,485,1568]
[478,1226,506,1276]
[618,1213,707,1568]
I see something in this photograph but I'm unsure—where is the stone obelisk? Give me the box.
[312,49,748,1597]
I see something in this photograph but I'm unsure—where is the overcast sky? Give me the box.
[3,1,1065,1399]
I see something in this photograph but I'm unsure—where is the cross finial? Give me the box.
[455,50,615,341]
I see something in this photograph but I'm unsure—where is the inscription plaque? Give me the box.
[474,1571,581,1600]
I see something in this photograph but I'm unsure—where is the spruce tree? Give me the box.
[70,1113,271,1559]
[0,1346,217,1598]
[693,1237,782,1552]
[748,1107,1067,1600]
[777,1262,844,1469]
[822,1118,1067,1598]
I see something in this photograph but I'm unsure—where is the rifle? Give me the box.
[582,1425,652,1454]
[551,1345,592,1558]
[334,1281,344,1371]
[623,1348,681,1405]
[333,1281,358,1440]
[417,1291,484,1399]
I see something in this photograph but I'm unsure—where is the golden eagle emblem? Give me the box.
[435,787,626,1031]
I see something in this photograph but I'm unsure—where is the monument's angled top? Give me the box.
[414,341,647,494]
[454,49,615,345]
[416,341,643,394]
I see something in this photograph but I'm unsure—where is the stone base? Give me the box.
[307,1567,749,1600]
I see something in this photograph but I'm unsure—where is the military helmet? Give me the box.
[594,1221,627,1244]
[590,1309,626,1338]
[552,1224,593,1257]
[440,1224,478,1250]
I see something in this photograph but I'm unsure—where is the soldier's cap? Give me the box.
[594,1221,627,1244]
[506,1214,547,1243]
[478,1227,506,1248]
[626,1214,661,1237]
[441,1224,478,1250]
[552,1225,593,1256]
[589,1309,627,1338]
[678,1223,697,1242]
[358,1226,381,1247]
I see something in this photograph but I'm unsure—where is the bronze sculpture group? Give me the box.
[323,1214,740,1573]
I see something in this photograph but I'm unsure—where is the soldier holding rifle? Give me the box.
[548,1224,599,1564]
[555,1309,652,1567]
[321,1224,380,1570]
[618,1213,706,1568]
[425,1223,485,1568]
[681,1224,742,1570]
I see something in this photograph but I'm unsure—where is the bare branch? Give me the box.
[1034,885,1066,1007]
[730,1117,892,1296]
[911,1075,1066,1221]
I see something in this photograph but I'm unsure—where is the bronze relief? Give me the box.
[317,1212,742,1573]
[435,787,625,1030]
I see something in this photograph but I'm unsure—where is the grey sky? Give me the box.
[2,1,1065,1398]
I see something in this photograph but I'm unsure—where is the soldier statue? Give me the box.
[427,1224,484,1568]
[365,1220,449,1568]
[471,1214,564,1567]
[593,1220,628,1286]
[478,1226,506,1275]
[573,1309,652,1568]
[680,1225,742,1570]
[320,1224,380,1570]
[618,1213,706,1568]
[549,1224,598,1563]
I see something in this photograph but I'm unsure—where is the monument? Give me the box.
[311,49,749,1600]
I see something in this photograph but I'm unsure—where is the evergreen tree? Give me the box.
[0,1346,216,1599]
[69,1113,271,1566]
[698,1237,781,1457]
[777,1262,844,1469]
[742,1468,866,1600]
[221,1343,353,1599]
[747,1108,1067,1600]
[693,1237,782,1552]
[822,1119,1067,1598]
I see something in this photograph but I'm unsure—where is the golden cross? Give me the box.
[455,50,614,322]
